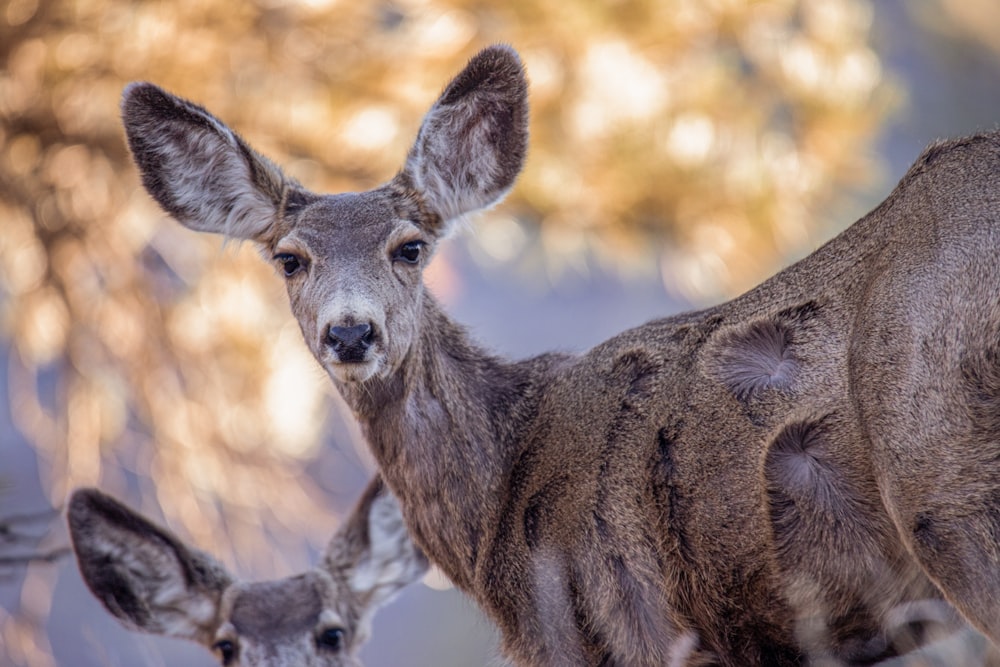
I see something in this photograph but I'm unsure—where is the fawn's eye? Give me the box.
[274,252,305,277]
[393,240,425,264]
[213,639,237,665]
[316,627,346,652]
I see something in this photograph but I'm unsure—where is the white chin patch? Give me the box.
[329,359,380,384]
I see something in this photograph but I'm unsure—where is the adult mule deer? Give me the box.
[121,45,1000,665]
[68,480,426,666]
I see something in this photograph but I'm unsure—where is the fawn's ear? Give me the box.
[68,488,232,644]
[121,82,291,242]
[399,44,529,235]
[324,478,428,621]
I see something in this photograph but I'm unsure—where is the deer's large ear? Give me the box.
[324,478,428,621]
[68,488,232,644]
[399,44,529,234]
[121,82,290,242]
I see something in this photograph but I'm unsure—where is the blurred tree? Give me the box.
[912,0,1000,57]
[1,0,896,665]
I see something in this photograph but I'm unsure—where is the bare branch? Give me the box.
[0,547,72,569]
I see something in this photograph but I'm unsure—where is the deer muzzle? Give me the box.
[326,323,376,363]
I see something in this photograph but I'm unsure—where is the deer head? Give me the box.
[120,45,528,387]
[68,481,426,667]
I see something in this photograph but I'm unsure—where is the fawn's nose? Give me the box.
[325,323,376,362]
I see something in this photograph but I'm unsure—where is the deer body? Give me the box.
[121,46,1000,665]
[69,479,427,667]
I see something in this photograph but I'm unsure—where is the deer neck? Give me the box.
[339,294,554,591]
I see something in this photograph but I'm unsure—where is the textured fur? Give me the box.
[68,481,426,667]
[121,45,1000,665]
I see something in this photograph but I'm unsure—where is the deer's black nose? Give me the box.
[326,323,375,362]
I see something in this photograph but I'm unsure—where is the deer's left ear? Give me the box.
[398,44,529,235]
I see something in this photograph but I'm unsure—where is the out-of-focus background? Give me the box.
[2,1,1000,665]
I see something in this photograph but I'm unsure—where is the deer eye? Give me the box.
[393,240,425,264]
[213,639,237,665]
[273,252,305,277]
[316,627,346,652]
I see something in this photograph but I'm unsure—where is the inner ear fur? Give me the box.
[68,488,232,643]
[121,81,288,242]
[323,478,428,609]
[399,44,530,234]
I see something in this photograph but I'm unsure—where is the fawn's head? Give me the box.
[121,45,528,385]
[68,484,426,667]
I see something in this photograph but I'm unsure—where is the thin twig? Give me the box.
[0,507,63,545]
[0,547,72,568]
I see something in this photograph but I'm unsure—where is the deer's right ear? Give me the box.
[121,82,289,242]
[68,488,232,644]
[324,479,428,622]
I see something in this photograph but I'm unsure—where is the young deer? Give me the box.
[121,45,1000,665]
[68,479,426,667]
